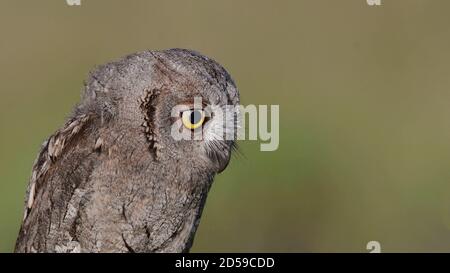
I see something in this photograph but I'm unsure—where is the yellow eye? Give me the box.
[181,109,206,130]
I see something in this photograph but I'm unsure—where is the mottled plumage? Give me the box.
[15,49,239,253]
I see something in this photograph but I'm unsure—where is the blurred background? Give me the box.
[1,0,450,252]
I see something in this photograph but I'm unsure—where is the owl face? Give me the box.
[81,49,239,175]
[139,49,240,174]
[151,82,239,174]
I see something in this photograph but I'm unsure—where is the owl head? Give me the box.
[77,49,240,175]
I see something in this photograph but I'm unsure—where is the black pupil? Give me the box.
[190,110,202,124]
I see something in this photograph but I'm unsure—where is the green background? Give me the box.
[2,0,450,252]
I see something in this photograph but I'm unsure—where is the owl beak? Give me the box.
[217,154,231,173]
[212,146,232,174]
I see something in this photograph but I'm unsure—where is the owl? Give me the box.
[14,49,240,253]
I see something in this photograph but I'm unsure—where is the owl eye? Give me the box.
[181,109,206,130]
